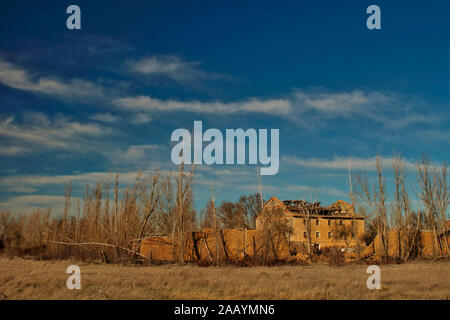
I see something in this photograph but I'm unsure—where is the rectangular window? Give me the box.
[316,232,320,238]
[316,219,319,226]
[303,232,306,238]
[328,220,331,226]
[339,220,343,225]
[328,232,331,238]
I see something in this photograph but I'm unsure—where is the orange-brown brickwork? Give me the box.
[140,193,446,262]
[140,228,291,262]
[372,230,450,257]
[140,197,368,261]
[256,197,365,248]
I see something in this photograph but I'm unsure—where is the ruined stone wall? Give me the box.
[372,230,449,257]
[140,228,291,262]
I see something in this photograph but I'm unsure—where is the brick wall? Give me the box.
[140,228,291,262]
[290,215,365,247]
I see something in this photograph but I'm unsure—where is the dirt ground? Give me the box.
[0,256,448,299]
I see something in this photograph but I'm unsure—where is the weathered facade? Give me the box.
[140,228,292,262]
[256,197,365,248]
[139,197,366,261]
[370,227,450,258]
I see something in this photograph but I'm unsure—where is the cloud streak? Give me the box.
[0,170,151,194]
[0,57,441,132]
[0,113,113,155]
[0,195,79,215]
[127,55,230,84]
[0,59,107,101]
[283,155,418,171]
[113,95,292,115]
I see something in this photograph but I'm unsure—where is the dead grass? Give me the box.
[0,256,448,300]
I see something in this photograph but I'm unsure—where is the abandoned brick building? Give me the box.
[139,196,450,261]
[140,196,366,261]
[256,197,365,248]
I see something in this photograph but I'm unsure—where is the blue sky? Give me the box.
[0,0,449,214]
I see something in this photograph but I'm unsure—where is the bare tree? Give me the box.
[433,161,449,256]
[216,194,262,229]
[257,207,293,263]
[416,156,442,256]
[256,167,264,214]
[392,155,413,260]
[355,156,389,260]
[218,201,246,229]
[171,162,195,263]
[238,194,262,229]
[134,173,160,258]
[200,200,215,229]
[331,221,354,248]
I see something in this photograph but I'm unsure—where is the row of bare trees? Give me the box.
[0,163,271,264]
[0,164,198,263]
[353,154,449,260]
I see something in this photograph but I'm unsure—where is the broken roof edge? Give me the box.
[290,213,365,219]
[262,196,363,219]
[263,196,285,208]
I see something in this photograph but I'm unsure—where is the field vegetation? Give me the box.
[0,256,448,300]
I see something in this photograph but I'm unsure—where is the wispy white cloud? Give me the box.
[283,184,348,199]
[109,144,160,164]
[113,95,291,115]
[0,113,113,155]
[381,114,440,130]
[0,167,198,213]
[129,113,152,124]
[293,89,382,114]
[291,89,439,130]
[112,88,439,132]
[0,195,79,215]
[89,112,152,124]
[0,58,107,101]
[283,155,418,171]
[127,55,230,84]
[89,113,121,123]
[0,146,28,155]
[0,171,149,194]
[0,57,440,132]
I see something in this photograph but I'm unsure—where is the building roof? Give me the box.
[262,196,364,219]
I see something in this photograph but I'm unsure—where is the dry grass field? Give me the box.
[0,256,449,300]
